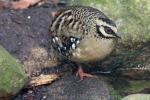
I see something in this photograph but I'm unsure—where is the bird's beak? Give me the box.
[115,32,121,39]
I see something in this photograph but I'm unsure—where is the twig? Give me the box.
[28,73,60,87]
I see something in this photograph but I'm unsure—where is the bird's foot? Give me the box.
[76,66,98,80]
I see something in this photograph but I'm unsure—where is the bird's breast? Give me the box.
[70,37,116,62]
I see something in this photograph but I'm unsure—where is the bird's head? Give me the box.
[95,17,121,39]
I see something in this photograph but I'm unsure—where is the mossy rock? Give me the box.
[122,94,150,100]
[0,45,28,97]
[103,77,150,100]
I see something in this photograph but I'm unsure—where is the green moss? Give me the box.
[123,80,150,93]
[113,79,150,94]
[98,77,121,100]
[0,45,28,97]
[107,81,122,100]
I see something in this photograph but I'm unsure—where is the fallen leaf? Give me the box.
[11,0,43,10]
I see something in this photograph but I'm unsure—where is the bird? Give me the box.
[50,6,121,80]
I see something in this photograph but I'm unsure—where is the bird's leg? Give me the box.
[76,65,97,80]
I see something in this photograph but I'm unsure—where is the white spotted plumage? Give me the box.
[71,43,76,49]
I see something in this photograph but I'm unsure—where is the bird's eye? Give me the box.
[104,26,113,34]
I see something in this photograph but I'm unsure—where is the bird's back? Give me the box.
[51,6,110,36]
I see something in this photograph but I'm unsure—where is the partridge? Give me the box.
[50,6,121,80]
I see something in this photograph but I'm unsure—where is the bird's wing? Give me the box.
[50,9,84,57]
[50,8,86,37]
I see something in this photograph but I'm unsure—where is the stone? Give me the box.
[0,45,28,98]
[122,94,150,100]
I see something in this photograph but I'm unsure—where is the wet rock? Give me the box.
[15,73,110,100]
[46,74,109,100]
[0,45,28,98]
[0,4,58,76]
